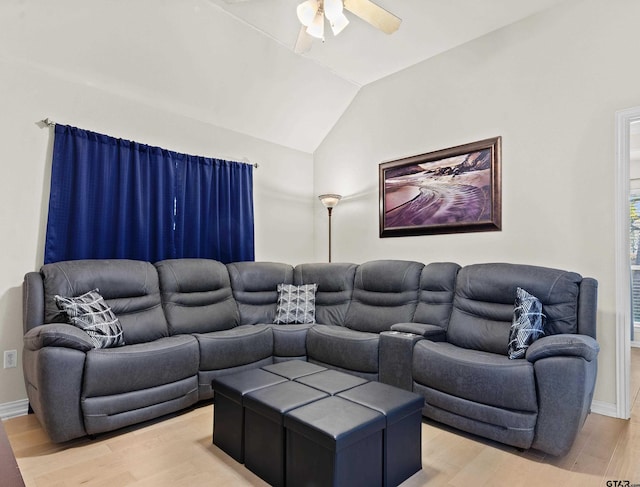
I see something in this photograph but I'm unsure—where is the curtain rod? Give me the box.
[39,118,259,169]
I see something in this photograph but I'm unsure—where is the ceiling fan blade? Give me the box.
[294,26,314,54]
[343,0,401,34]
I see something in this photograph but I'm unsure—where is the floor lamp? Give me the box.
[318,194,342,263]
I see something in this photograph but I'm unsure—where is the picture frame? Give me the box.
[379,136,502,237]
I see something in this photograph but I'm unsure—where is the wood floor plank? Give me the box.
[5,408,636,487]
[604,419,640,481]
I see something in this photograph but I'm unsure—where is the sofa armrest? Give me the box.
[526,334,599,363]
[24,324,94,352]
[529,338,599,455]
[379,331,424,391]
[390,323,446,342]
[23,346,88,442]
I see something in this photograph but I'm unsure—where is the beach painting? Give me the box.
[379,137,502,237]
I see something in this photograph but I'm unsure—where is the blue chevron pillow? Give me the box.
[273,283,318,324]
[508,287,545,359]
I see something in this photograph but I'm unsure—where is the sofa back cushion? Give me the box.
[293,263,357,326]
[447,263,583,355]
[345,260,423,333]
[155,259,239,334]
[227,261,294,324]
[412,262,461,329]
[41,259,168,345]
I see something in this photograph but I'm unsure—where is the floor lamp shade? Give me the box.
[318,194,342,262]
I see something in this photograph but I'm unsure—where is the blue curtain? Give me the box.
[175,155,255,262]
[44,125,254,264]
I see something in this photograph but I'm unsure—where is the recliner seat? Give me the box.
[410,263,599,456]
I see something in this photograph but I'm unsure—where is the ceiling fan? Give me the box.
[294,0,401,53]
[220,0,401,54]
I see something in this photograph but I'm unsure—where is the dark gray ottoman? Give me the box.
[211,368,287,462]
[338,381,423,486]
[284,396,386,487]
[262,359,327,380]
[244,381,329,487]
[294,368,368,395]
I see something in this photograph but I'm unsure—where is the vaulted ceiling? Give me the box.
[2,0,568,153]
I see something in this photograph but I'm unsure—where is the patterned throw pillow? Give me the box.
[54,289,125,349]
[273,283,318,324]
[508,287,545,359]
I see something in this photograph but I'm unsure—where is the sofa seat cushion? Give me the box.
[83,335,199,397]
[197,324,273,371]
[269,323,314,358]
[306,325,379,374]
[413,341,537,412]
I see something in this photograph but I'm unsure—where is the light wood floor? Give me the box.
[4,348,640,487]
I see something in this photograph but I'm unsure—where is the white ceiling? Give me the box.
[207,0,568,86]
[2,0,569,153]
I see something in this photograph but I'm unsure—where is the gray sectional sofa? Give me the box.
[22,258,599,456]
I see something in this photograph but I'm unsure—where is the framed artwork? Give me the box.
[379,136,502,237]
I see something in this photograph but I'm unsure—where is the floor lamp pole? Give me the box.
[327,207,333,263]
[318,193,342,264]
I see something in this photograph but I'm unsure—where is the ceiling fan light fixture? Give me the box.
[324,0,348,36]
[296,0,319,27]
[323,0,343,19]
[328,11,349,36]
[293,0,400,53]
[306,10,325,40]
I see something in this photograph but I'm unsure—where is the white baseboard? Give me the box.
[591,400,619,418]
[0,399,29,420]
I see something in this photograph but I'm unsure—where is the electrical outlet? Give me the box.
[3,350,17,369]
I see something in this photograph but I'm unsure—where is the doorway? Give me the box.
[630,121,640,348]
[615,107,640,420]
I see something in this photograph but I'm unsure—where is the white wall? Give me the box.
[0,1,359,154]
[314,0,640,408]
[0,58,315,405]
